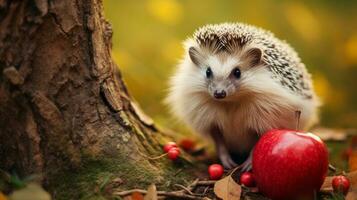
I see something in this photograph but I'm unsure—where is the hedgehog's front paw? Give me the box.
[219,151,238,169]
[239,152,253,172]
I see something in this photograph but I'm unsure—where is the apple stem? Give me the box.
[295,110,301,130]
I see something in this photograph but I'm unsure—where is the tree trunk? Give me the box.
[0,0,195,199]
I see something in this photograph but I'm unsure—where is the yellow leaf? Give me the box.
[144,184,157,200]
[214,176,241,200]
[9,183,51,200]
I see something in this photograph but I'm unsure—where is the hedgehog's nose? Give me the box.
[214,90,226,99]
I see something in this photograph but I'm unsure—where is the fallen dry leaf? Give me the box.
[346,171,357,200]
[214,176,241,200]
[0,192,8,200]
[131,192,144,200]
[346,191,357,200]
[347,171,357,189]
[321,176,334,191]
[9,183,51,200]
[349,136,357,174]
[144,184,157,200]
[349,151,357,171]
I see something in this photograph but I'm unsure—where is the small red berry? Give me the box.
[208,164,224,180]
[179,139,196,151]
[240,172,256,187]
[332,175,350,195]
[163,142,178,153]
[167,147,180,160]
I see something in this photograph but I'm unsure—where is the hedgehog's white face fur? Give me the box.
[166,23,320,154]
[186,40,263,102]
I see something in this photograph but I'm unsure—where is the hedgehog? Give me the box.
[165,23,320,170]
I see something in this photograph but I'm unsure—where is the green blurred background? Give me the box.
[103,0,357,134]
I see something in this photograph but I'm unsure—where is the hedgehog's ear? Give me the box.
[188,47,204,66]
[242,47,262,67]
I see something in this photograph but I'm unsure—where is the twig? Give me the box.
[114,189,202,200]
[201,186,210,195]
[137,150,167,160]
[174,168,183,176]
[175,178,212,195]
[114,179,216,200]
[187,178,199,191]
[174,184,195,195]
[157,191,202,200]
[227,166,241,178]
[180,179,215,192]
[196,180,216,186]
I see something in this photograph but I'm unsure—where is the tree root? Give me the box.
[113,179,216,199]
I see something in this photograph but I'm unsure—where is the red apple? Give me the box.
[253,129,329,200]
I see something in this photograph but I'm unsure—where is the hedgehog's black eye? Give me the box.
[206,67,213,78]
[232,67,241,79]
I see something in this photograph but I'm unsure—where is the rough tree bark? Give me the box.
[0,0,198,199]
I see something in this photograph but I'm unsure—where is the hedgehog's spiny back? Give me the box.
[192,23,315,99]
[193,23,271,52]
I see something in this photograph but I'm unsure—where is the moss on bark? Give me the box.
[50,153,201,200]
